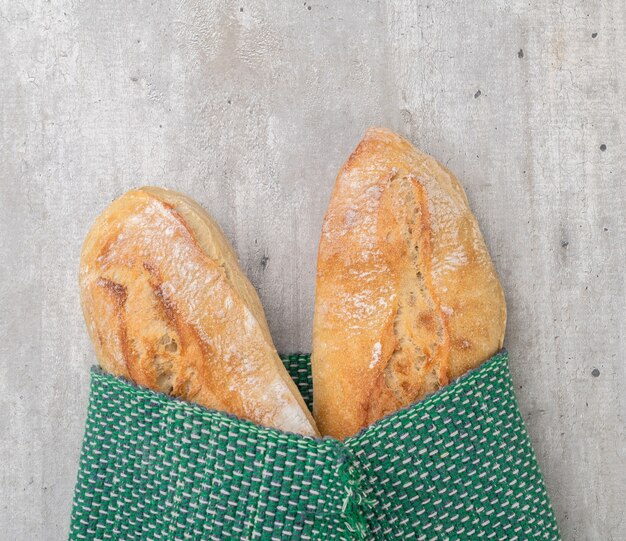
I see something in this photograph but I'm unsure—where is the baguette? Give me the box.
[80,187,318,436]
[312,129,506,439]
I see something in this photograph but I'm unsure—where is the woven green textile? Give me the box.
[69,352,560,540]
[345,352,560,540]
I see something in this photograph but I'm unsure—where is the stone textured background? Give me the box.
[0,1,624,539]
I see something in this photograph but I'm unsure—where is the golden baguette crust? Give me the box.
[312,129,506,439]
[80,187,318,436]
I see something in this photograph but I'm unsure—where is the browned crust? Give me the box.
[80,187,318,436]
[312,128,506,439]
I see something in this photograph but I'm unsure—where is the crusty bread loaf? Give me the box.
[80,187,318,436]
[312,128,506,439]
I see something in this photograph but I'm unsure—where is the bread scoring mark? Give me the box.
[142,260,186,388]
[377,174,452,415]
[142,260,177,325]
[155,196,234,283]
[142,258,217,402]
[141,260,185,393]
[412,178,451,386]
[95,277,133,374]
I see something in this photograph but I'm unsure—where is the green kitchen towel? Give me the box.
[345,352,560,540]
[68,351,560,540]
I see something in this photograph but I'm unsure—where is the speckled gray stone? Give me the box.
[0,1,624,539]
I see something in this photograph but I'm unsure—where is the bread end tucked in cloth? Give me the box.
[312,128,506,439]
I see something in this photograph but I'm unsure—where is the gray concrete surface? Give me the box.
[0,1,624,539]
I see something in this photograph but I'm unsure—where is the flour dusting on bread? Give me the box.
[80,187,318,436]
[312,128,506,439]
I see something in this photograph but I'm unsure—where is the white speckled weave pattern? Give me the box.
[345,352,560,540]
[68,352,560,540]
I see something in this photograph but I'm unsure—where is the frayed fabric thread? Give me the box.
[337,453,373,540]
